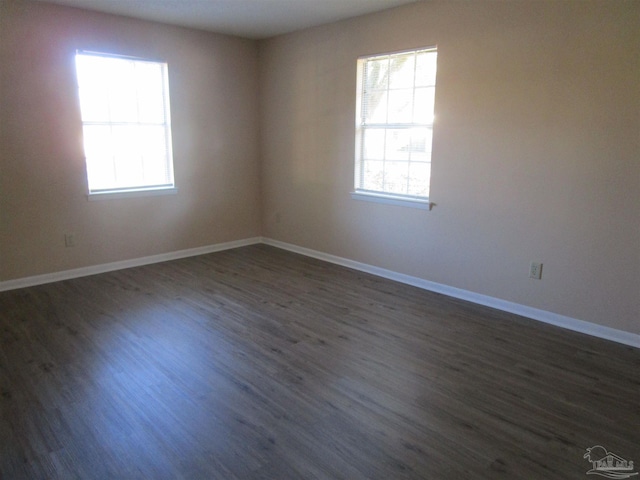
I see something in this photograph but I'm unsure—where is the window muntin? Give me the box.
[355,47,437,202]
[75,52,174,195]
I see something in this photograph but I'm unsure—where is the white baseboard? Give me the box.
[262,238,640,349]
[1,235,637,348]
[0,237,262,293]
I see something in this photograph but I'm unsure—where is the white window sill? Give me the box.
[351,191,433,210]
[87,187,178,201]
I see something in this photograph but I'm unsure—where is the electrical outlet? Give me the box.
[529,261,542,279]
[64,233,76,248]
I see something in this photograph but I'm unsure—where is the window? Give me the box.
[354,47,437,208]
[75,51,175,196]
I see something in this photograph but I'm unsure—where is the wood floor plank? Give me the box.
[0,244,638,479]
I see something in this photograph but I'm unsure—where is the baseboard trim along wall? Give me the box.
[1,235,637,348]
[0,237,262,293]
[262,238,640,349]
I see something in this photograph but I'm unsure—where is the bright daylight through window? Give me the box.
[75,52,174,196]
[354,47,437,206]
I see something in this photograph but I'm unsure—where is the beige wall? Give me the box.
[0,1,261,280]
[1,1,638,336]
[259,1,640,334]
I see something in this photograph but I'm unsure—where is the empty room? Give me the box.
[0,0,638,478]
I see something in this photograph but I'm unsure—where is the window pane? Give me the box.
[364,58,389,92]
[408,127,432,162]
[135,62,167,124]
[76,57,111,122]
[362,129,386,160]
[408,162,431,197]
[363,91,388,124]
[413,87,435,124]
[77,84,110,122]
[108,62,139,122]
[83,125,115,190]
[140,126,171,184]
[387,89,414,124]
[76,52,174,193]
[111,125,144,187]
[389,54,415,90]
[385,129,411,161]
[108,125,170,188]
[384,161,409,195]
[355,47,437,200]
[415,51,438,87]
[362,160,384,191]
[82,124,113,159]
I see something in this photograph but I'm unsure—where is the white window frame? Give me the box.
[353,46,437,210]
[75,51,176,199]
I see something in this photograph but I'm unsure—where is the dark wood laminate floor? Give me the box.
[0,244,638,479]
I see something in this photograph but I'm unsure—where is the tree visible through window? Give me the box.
[75,52,175,195]
[354,47,437,203]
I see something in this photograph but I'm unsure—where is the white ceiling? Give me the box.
[42,0,421,39]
